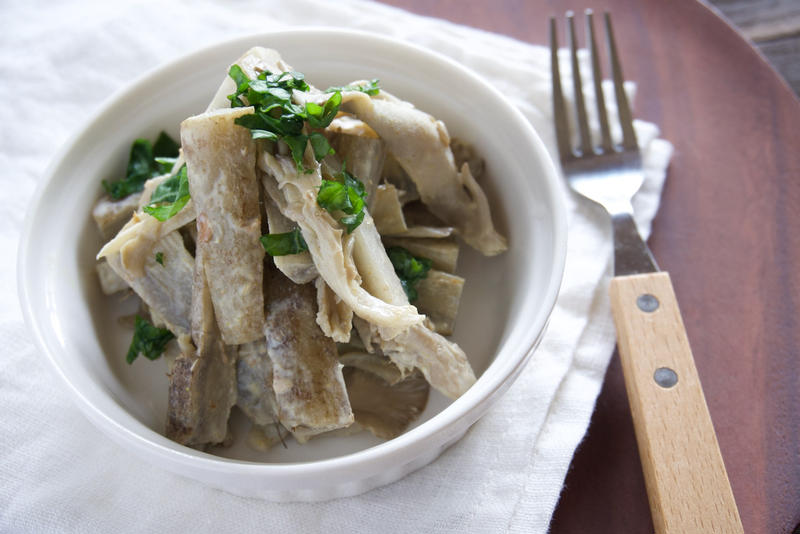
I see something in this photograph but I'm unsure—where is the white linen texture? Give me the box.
[0,0,672,532]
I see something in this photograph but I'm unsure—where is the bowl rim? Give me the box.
[18,27,567,480]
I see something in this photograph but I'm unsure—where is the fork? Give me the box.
[550,11,744,534]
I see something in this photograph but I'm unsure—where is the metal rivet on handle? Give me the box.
[654,367,678,388]
[637,293,659,312]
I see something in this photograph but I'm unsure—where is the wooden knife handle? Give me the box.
[609,271,743,534]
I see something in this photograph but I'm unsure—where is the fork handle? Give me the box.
[609,272,743,534]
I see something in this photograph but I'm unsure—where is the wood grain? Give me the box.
[374,1,800,532]
[753,35,800,94]
[707,0,800,41]
[707,0,800,94]
[609,272,743,534]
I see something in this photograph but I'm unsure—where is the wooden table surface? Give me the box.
[377,0,800,532]
[709,0,800,96]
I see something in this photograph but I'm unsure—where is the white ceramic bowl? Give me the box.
[18,29,566,501]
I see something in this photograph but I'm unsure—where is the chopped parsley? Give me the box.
[316,166,367,233]
[103,131,180,200]
[227,65,340,171]
[386,246,432,302]
[325,79,381,96]
[305,91,342,128]
[126,316,174,364]
[152,130,180,160]
[155,252,164,265]
[309,132,334,161]
[260,228,308,256]
[142,165,190,221]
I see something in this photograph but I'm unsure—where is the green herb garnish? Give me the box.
[154,156,178,175]
[227,66,341,171]
[309,132,335,161]
[143,165,190,221]
[340,210,365,234]
[126,316,174,364]
[325,79,381,96]
[260,228,309,256]
[306,91,342,128]
[284,134,312,171]
[316,165,367,233]
[152,131,180,161]
[102,132,180,200]
[155,252,164,265]
[386,246,432,302]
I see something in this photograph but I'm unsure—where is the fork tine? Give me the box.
[567,11,593,156]
[586,10,613,152]
[604,12,638,149]
[550,17,572,161]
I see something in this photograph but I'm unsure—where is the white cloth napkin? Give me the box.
[1,0,672,532]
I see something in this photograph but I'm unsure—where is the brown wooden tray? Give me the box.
[377,1,800,531]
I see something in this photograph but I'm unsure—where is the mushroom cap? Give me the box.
[339,351,404,385]
[343,367,429,440]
